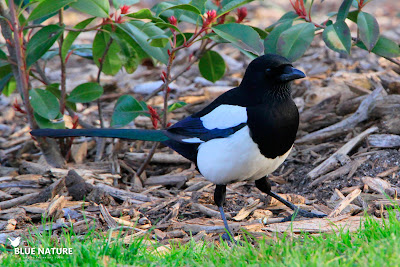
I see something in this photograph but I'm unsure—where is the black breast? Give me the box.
[246,98,299,158]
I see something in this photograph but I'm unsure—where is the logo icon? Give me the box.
[8,237,21,247]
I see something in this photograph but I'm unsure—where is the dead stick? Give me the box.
[328,189,361,218]
[297,84,383,144]
[308,126,378,179]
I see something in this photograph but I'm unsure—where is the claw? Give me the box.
[281,208,327,222]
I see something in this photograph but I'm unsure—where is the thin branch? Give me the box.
[96,37,114,128]
[58,9,67,114]
[0,0,35,128]
[136,143,159,177]
[383,56,400,67]
[94,36,114,161]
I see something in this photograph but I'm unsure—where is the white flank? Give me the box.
[197,126,292,185]
[200,105,247,130]
[182,137,204,143]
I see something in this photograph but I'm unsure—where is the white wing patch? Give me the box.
[200,105,247,130]
[182,137,204,143]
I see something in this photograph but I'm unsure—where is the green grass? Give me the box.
[2,211,400,267]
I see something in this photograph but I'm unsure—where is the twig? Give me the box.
[0,0,34,128]
[95,36,114,161]
[383,56,400,67]
[328,189,361,218]
[96,37,114,128]
[308,126,378,179]
[136,143,159,177]
[58,9,67,114]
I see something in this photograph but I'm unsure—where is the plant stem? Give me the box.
[0,0,65,167]
[96,37,114,128]
[0,0,35,128]
[136,143,159,178]
[95,36,114,161]
[58,8,67,114]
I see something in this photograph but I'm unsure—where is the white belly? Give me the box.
[197,126,292,185]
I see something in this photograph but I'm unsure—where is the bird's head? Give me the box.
[240,54,306,97]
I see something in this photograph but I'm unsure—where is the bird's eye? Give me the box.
[266,68,271,72]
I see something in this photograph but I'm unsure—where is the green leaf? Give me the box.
[46,83,77,111]
[347,10,359,22]
[3,78,16,96]
[110,31,140,74]
[61,18,95,60]
[67,82,104,103]
[93,29,122,75]
[125,8,164,23]
[176,32,193,47]
[0,73,12,95]
[140,22,171,47]
[199,50,225,82]
[160,4,201,16]
[113,27,149,60]
[266,11,298,32]
[357,36,400,58]
[212,23,263,56]
[152,2,200,25]
[168,101,187,112]
[264,20,293,54]
[70,0,109,18]
[111,95,148,127]
[148,34,170,47]
[276,23,315,61]
[113,0,139,8]
[29,88,60,120]
[117,21,169,64]
[357,12,379,51]
[26,25,63,67]
[322,21,351,54]
[337,0,353,22]
[28,0,75,21]
[219,0,254,17]
[251,26,268,39]
[34,112,65,129]
[190,0,207,13]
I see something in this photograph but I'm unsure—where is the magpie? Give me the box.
[31,54,326,241]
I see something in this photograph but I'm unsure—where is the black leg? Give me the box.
[214,184,235,242]
[255,177,326,222]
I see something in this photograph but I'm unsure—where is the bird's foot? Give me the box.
[281,208,327,222]
[221,232,242,246]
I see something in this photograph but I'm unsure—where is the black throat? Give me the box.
[246,84,299,159]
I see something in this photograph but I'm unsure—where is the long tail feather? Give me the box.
[30,128,169,142]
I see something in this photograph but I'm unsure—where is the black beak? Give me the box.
[279,66,306,82]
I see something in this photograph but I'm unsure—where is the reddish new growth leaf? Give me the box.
[120,5,130,15]
[13,99,26,114]
[218,13,228,24]
[147,105,160,129]
[213,0,221,8]
[290,0,307,18]
[203,10,217,28]
[236,7,247,23]
[168,16,178,26]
